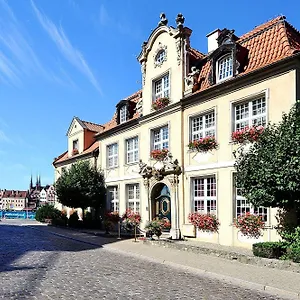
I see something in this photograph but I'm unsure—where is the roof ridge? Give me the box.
[284,20,300,53]
[239,16,285,43]
[81,119,103,127]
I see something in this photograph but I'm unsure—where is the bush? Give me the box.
[285,246,300,263]
[35,204,61,222]
[253,242,288,259]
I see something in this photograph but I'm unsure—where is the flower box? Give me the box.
[233,212,264,238]
[232,125,264,144]
[188,136,218,153]
[72,148,79,155]
[152,97,170,110]
[150,148,169,161]
[188,212,220,233]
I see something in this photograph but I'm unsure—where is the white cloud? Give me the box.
[99,4,111,26]
[0,0,47,84]
[31,0,102,94]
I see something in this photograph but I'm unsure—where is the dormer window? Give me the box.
[217,55,233,82]
[120,105,128,124]
[72,139,78,150]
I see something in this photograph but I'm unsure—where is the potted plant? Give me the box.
[104,211,120,234]
[150,148,169,161]
[152,97,170,110]
[232,125,264,144]
[188,212,220,233]
[188,136,218,153]
[145,220,163,239]
[122,209,141,241]
[233,212,265,238]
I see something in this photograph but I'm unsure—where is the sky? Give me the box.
[0,0,300,191]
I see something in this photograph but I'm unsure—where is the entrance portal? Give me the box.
[151,183,171,229]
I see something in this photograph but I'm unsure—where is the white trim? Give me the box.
[216,54,233,83]
[185,160,234,172]
[105,174,141,183]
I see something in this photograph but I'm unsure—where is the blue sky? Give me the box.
[1,0,299,191]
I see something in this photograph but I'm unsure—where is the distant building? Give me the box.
[0,189,27,211]
[27,176,55,209]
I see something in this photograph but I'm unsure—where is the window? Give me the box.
[120,105,127,124]
[107,143,118,168]
[126,137,139,164]
[154,74,170,101]
[234,97,266,131]
[217,55,233,82]
[191,111,215,141]
[127,184,140,213]
[72,139,78,150]
[152,126,169,150]
[108,186,119,212]
[235,187,268,222]
[192,177,217,214]
[155,50,166,65]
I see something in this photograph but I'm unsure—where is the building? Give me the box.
[27,176,56,209]
[0,189,27,211]
[53,14,300,248]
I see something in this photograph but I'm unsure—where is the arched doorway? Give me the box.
[151,183,171,229]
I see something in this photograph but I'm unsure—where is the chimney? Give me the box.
[206,29,221,53]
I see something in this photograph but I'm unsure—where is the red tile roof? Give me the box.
[193,16,300,93]
[53,141,99,165]
[81,120,104,133]
[1,190,27,198]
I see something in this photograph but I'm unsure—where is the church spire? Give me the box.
[30,175,33,190]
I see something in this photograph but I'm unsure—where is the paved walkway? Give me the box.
[19,220,300,299]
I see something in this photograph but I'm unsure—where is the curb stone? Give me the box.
[143,239,300,273]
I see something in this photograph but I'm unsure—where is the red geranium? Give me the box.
[152,97,170,110]
[188,212,220,233]
[150,148,169,161]
[232,125,264,144]
[188,136,218,152]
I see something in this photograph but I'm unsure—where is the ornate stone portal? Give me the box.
[139,152,182,239]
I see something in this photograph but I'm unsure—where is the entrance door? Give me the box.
[155,195,171,225]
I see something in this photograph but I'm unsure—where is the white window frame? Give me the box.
[233,96,267,131]
[192,177,217,215]
[107,143,118,168]
[235,187,268,222]
[127,184,140,213]
[217,54,233,82]
[126,137,139,164]
[108,186,119,212]
[152,126,169,150]
[120,105,127,124]
[190,111,215,141]
[155,50,166,65]
[72,139,78,150]
[153,73,170,101]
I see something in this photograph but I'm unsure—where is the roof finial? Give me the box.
[158,13,168,26]
[176,13,185,28]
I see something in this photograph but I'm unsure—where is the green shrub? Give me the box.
[253,242,288,259]
[285,246,300,263]
[35,204,61,222]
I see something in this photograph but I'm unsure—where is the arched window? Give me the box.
[217,55,233,82]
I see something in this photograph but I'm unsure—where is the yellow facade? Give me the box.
[54,14,300,248]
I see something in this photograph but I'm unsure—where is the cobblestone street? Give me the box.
[0,220,290,300]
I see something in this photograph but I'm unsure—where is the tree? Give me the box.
[55,161,106,221]
[235,101,300,225]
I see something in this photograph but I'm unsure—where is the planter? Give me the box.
[188,136,218,153]
[232,126,264,144]
[150,149,169,161]
[152,97,170,110]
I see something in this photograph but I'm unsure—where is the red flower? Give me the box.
[188,212,220,233]
[232,126,264,144]
[150,148,169,161]
[122,209,141,225]
[188,136,218,153]
[152,97,170,110]
[233,212,264,238]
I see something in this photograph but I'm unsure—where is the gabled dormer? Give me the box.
[116,100,136,125]
[137,13,192,116]
[207,28,247,85]
[66,117,103,157]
